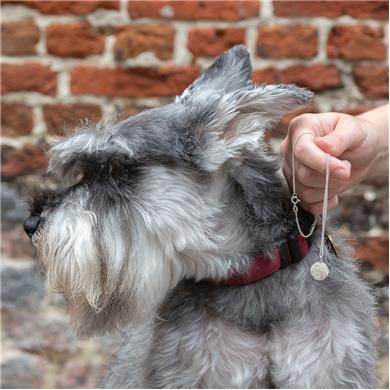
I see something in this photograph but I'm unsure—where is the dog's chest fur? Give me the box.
[147,275,294,388]
[151,315,269,388]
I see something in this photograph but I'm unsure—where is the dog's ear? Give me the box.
[177,45,252,103]
[178,45,313,171]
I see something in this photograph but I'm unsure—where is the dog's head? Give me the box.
[25,46,312,336]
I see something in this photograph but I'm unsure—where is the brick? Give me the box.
[353,65,389,99]
[21,0,119,15]
[3,312,78,353]
[116,106,142,121]
[1,183,29,223]
[114,25,174,61]
[56,360,106,388]
[1,19,39,56]
[1,352,47,389]
[43,103,102,136]
[336,186,388,232]
[1,264,46,309]
[282,64,342,92]
[273,1,388,20]
[253,64,342,92]
[335,105,378,116]
[1,63,57,95]
[188,28,245,57]
[46,22,105,58]
[1,144,48,179]
[257,25,317,59]
[2,226,35,259]
[327,25,386,60]
[355,234,389,273]
[1,103,34,136]
[252,67,280,84]
[71,65,200,97]
[129,0,260,20]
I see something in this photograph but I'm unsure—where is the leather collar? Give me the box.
[215,232,314,287]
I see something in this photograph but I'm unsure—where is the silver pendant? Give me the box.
[310,261,329,280]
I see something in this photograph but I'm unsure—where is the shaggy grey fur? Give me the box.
[26,46,376,388]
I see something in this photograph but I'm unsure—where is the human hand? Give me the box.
[281,112,379,215]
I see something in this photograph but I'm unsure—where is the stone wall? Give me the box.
[1,0,388,388]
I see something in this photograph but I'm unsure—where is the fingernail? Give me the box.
[343,160,351,170]
[335,168,348,179]
[325,139,335,150]
[318,137,334,151]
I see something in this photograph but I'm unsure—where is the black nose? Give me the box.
[23,215,41,238]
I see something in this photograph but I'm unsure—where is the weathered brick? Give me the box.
[21,0,119,15]
[114,25,174,61]
[1,264,46,310]
[273,1,389,20]
[1,183,29,223]
[1,19,39,56]
[1,63,57,95]
[355,234,389,273]
[1,144,48,179]
[252,67,280,84]
[46,22,105,58]
[1,226,35,259]
[71,65,200,97]
[335,105,378,116]
[257,25,317,59]
[188,28,245,57]
[1,352,47,389]
[337,185,388,232]
[327,25,387,60]
[253,64,342,92]
[1,103,34,136]
[129,0,260,20]
[56,360,106,388]
[3,312,77,353]
[353,65,389,99]
[43,103,102,136]
[115,106,142,121]
[280,64,342,91]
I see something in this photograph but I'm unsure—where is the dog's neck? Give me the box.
[224,150,301,253]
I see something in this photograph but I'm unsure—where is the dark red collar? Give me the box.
[215,232,312,287]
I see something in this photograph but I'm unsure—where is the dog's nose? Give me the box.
[23,215,41,238]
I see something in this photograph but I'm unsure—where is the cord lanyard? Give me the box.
[290,133,331,281]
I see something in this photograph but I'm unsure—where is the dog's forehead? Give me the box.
[114,103,193,153]
[48,102,199,178]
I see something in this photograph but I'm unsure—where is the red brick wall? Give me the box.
[1,1,388,388]
[1,0,388,149]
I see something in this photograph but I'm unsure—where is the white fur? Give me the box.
[152,319,269,388]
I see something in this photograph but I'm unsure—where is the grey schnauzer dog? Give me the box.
[25,46,376,388]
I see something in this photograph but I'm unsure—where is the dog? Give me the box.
[24,46,376,388]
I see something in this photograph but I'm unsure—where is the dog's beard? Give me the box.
[35,189,177,336]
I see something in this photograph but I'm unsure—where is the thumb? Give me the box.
[314,120,364,157]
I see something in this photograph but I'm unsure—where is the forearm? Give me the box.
[358,105,388,178]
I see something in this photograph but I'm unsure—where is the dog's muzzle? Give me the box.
[23,215,41,238]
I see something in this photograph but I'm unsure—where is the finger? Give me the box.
[280,138,293,169]
[282,163,293,191]
[296,163,350,189]
[280,138,289,158]
[301,195,339,215]
[314,119,366,157]
[293,133,351,179]
[296,185,338,203]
